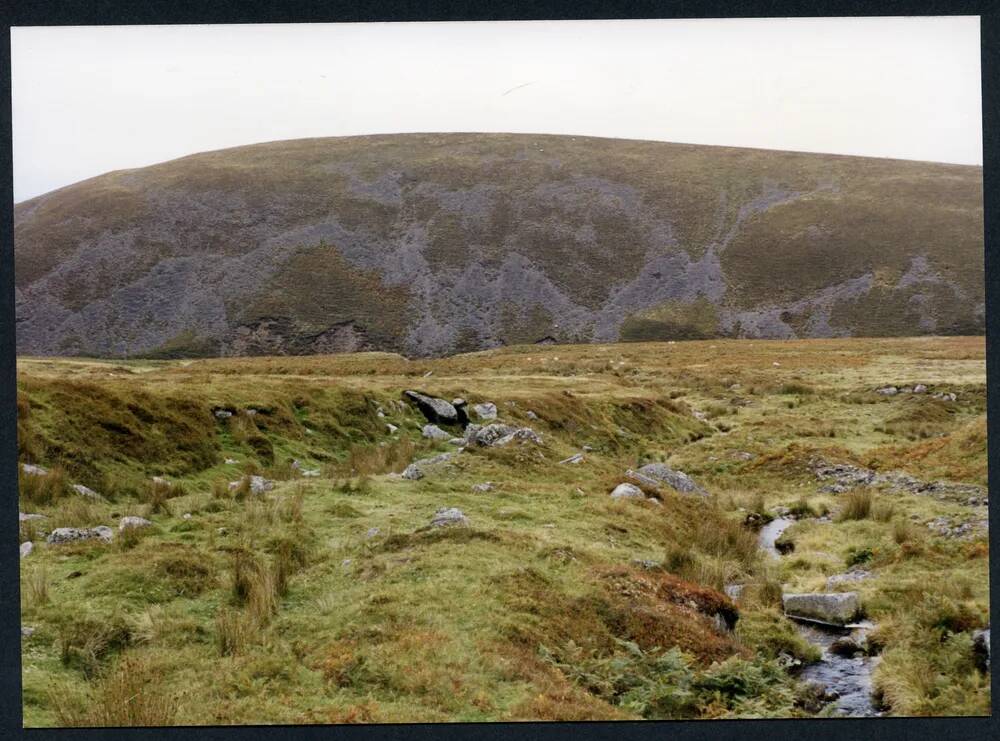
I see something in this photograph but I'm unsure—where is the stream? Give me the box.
[756,517,882,717]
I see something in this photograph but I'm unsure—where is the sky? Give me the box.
[11,16,983,203]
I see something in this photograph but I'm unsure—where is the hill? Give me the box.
[13,134,984,358]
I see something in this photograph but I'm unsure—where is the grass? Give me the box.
[17,335,989,724]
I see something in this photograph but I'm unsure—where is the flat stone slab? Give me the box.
[783,592,861,627]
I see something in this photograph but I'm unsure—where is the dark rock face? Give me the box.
[13,133,984,358]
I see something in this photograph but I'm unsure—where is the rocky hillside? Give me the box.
[13,133,984,358]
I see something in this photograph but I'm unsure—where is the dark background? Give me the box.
[1,2,997,739]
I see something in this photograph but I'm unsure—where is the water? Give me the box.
[755,516,881,717]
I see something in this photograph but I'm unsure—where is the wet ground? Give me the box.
[757,517,882,717]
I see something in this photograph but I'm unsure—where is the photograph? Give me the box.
[10,14,991,726]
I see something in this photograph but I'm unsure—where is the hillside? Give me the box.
[13,134,984,358]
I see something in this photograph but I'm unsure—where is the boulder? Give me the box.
[386,423,399,433]
[47,526,114,545]
[430,507,469,528]
[471,482,494,493]
[973,628,990,671]
[365,527,381,539]
[224,458,240,465]
[21,463,48,476]
[913,384,928,394]
[19,512,46,522]
[447,437,466,446]
[301,468,320,477]
[403,390,459,425]
[628,463,707,496]
[724,584,744,601]
[875,386,898,396]
[559,453,585,465]
[610,483,645,499]
[825,569,872,589]
[71,483,103,500]
[472,402,498,420]
[422,424,452,441]
[214,409,233,419]
[402,451,456,481]
[467,423,541,447]
[526,410,538,420]
[20,541,33,559]
[119,516,153,532]
[228,475,274,495]
[782,592,861,626]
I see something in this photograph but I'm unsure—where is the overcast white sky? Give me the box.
[11,16,983,203]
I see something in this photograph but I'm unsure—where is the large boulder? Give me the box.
[973,628,990,671]
[627,463,707,496]
[403,390,459,425]
[783,592,861,626]
[46,526,114,545]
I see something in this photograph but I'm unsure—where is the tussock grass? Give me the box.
[51,655,177,727]
[836,490,873,522]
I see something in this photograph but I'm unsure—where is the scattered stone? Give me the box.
[467,423,542,447]
[826,569,872,589]
[365,527,381,539]
[559,453,585,465]
[447,437,466,446]
[214,409,233,419]
[301,468,320,477]
[913,384,928,394]
[633,559,660,570]
[21,463,48,476]
[224,458,240,465]
[386,423,399,434]
[730,450,755,461]
[423,370,433,378]
[422,424,452,440]
[932,391,957,402]
[875,386,898,396]
[228,475,275,495]
[245,409,258,416]
[627,463,707,496]
[471,482,494,493]
[119,516,153,532]
[376,409,386,418]
[19,512,46,522]
[71,483,103,500]
[291,459,302,470]
[402,451,457,480]
[21,626,35,638]
[526,410,538,420]
[403,390,458,424]
[472,402,498,420]
[20,542,33,559]
[430,507,469,528]
[724,584,744,601]
[582,445,594,452]
[182,513,192,520]
[772,361,780,367]
[610,483,645,499]
[151,476,170,485]
[47,526,114,545]
[783,592,861,626]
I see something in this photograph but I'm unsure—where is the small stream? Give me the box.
[756,517,882,717]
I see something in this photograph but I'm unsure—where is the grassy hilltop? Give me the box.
[13,134,984,358]
[17,337,989,724]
